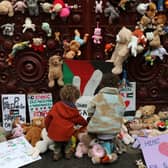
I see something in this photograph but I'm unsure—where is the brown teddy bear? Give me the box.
[63,40,81,59]
[48,55,64,87]
[106,26,132,74]
[63,29,89,59]
[24,117,45,146]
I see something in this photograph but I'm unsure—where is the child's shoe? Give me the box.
[53,152,63,161]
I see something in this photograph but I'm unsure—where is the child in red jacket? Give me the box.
[45,84,87,161]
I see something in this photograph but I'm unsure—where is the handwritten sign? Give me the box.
[1,94,26,131]
[76,96,93,120]
[138,134,168,168]
[27,93,53,121]
[0,136,41,168]
[119,82,136,111]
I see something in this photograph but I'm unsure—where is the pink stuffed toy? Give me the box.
[13,1,27,14]
[12,124,24,138]
[92,22,102,44]
[75,132,92,158]
[88,141,105,164]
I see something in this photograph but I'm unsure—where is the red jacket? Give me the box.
[45,101,87,141]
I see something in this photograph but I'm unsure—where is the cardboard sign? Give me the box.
[119,82,136,111]
[27,93,53,121]
[138,134,168,168]
[1,94,26,131]
[76,96,93,120]
[0,136,41,168]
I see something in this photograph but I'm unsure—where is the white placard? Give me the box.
[76,96,93,120]
[0,136,41,168]
[27,93,53,121]
[119,82,136,111]
[1,94,26,131]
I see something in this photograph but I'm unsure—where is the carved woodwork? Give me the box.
[0,0,168,121]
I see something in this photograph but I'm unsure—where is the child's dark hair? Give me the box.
[60,84,80,102]
[96,73,120,92]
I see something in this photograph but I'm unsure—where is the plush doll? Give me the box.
[22,17,36,33]
[88,141,106,164]
[29,37,46,52]
[11,124,24,138]
[74,29,89,46]
[117,124,135,145]
[148,25,164,48]
[24,117,45,146]
[26,0,39,16]
[104,1,119,25]
[41,22,52,37]
[128,28,147,57]
[13,0,27,13]
[6,41,30,66]
[106,26,132,75]
[75,132,93,158]
[136,3,149,15]
[137,2,157,30]
[135,105,156,119]
[48,55,64,87]
[1,23,15,36]
[40,2,53,13]
[0,0,14,17]
[92,22,102,44]
[95,0,103,13]
[28,128,54,159]
[63,29,89,59]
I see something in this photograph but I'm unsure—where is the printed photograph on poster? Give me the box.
[27,93,53,121]
[1,94,26,131]
[138,134,168,168]
[119,82,136,111]
[0,136,41,168]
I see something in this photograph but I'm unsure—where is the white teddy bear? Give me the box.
[28,128,54,159]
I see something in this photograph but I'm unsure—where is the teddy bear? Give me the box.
[28,128,54,159]
[135,105,156,119]
[48,55,64,87]
[29,37,46,52]
[24,117,45,146]
[63,29,89,59]
[137,2,157,30]
[106,26,132,75]
[13,0,27,14]
[63,40,81,59]
[0,0,14,17]
[75,132,93,158]
[104,1,119,25]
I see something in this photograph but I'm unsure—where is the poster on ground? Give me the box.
[138,134,168,168]
[0,136,41,168]
[27,93,53,121]
[1,94,26,131]
[119,82,136,112]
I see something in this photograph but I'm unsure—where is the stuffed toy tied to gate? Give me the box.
[106,26,132,75]
[48,55,64,87]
